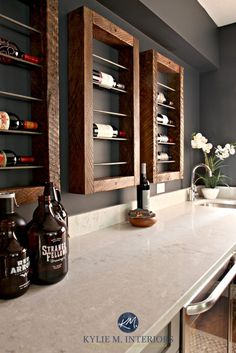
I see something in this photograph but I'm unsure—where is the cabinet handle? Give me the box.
[185,261,236,315]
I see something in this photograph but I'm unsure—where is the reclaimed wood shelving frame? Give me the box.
[140,49,184,183]
[0,0,60,204]
[68,6,139,194]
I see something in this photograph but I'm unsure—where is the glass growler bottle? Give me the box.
[0,220,30,299]
[27,195,69,285]
[0,192,27,248]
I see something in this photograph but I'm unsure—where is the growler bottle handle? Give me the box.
[14,195,19,208]
[55,188,61,202]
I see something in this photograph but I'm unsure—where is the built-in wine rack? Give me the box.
[68,6,140,194]
[140,50,184,183]
[0,0,60,203]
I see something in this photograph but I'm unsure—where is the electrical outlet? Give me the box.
[156,183,165,194]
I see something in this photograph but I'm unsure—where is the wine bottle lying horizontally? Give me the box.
[93,123,126,138]
[0,150,35,167]
[0,37,41,64]
[93,69,125,90]
[0,112,38,131]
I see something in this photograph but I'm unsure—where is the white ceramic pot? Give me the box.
[202,187,219,200]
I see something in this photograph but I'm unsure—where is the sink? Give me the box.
[196,199,236,209]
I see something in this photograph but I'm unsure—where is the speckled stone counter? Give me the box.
[1,201,236,353]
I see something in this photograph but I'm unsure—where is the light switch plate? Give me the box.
[156,183,165,194]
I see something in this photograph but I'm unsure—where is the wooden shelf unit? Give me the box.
[140,50,184,183]
[0,0,60,204]
[68,6,139,194]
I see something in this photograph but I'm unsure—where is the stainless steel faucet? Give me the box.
[189,163,212,201]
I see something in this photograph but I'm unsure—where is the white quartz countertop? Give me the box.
[1,200,236,353]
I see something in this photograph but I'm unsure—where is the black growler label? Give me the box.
[40,235,67,269]
[8,256,30,276]
[30,228,69,284]
[0,253,30,299]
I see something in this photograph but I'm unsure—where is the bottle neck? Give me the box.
[0,220,16,238]
[44,183,58,202]
[141,163,147,178]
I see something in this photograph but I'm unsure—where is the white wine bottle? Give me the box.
[93,123,126,138]
[93,69,125,90]
[157,113,174,126]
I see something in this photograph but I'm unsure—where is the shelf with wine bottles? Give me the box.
[93,109,128,117]
[158,102,176,110]
[93,81,127,94]
[94,162,127,166]
[68,6,139,194]
[0,129,42,135]
[93,137,128,141]
[157,82,176,92]
[0,52,42,68]
[140,49,184,183]
[158,122,175,128]
[0,166,43,170]
[0,90,42,102]
[0,0,60,204]
[93,54,128,71]
[0,13,41,34]
[157,160,175,164]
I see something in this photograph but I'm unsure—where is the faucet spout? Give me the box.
[189,163,212,201]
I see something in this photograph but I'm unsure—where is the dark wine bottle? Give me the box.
[0,219,30,299]
[0,111,38,131]
[93,123,126,138]
[0,150,35,167]
[92,69,125,90]
[0,192,27,248]
[137,163,150,210]
[27,195,69,284]
[0,37,40,64]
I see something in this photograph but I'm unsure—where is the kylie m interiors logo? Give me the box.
[83,312,173,345]
[118,312,139,333]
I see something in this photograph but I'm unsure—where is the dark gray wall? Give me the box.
[200,23,236,186]
[59,0,200,214]
[97,0,219,71]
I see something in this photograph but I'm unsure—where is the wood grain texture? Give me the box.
[157,52,180,73]
[157,172,181,183]
[140,49,184,183]
[140,50,157,183]
[68,7,94,194]
[92,10,134,47]
[30,0,60,190]
[1,186,43,205]
[119,37,140,185]
[94,176,135,193]
[68,6,140,194]
[0,0,60,204]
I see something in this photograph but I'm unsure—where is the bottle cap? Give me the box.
[0,192,16,214]
[141,163,146,174]
[0,192,15,199]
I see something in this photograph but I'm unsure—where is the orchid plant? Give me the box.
[191,133,236,188]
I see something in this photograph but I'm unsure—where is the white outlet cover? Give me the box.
[156,183,165,194]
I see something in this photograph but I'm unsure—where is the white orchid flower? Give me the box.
[202,143,213,153]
